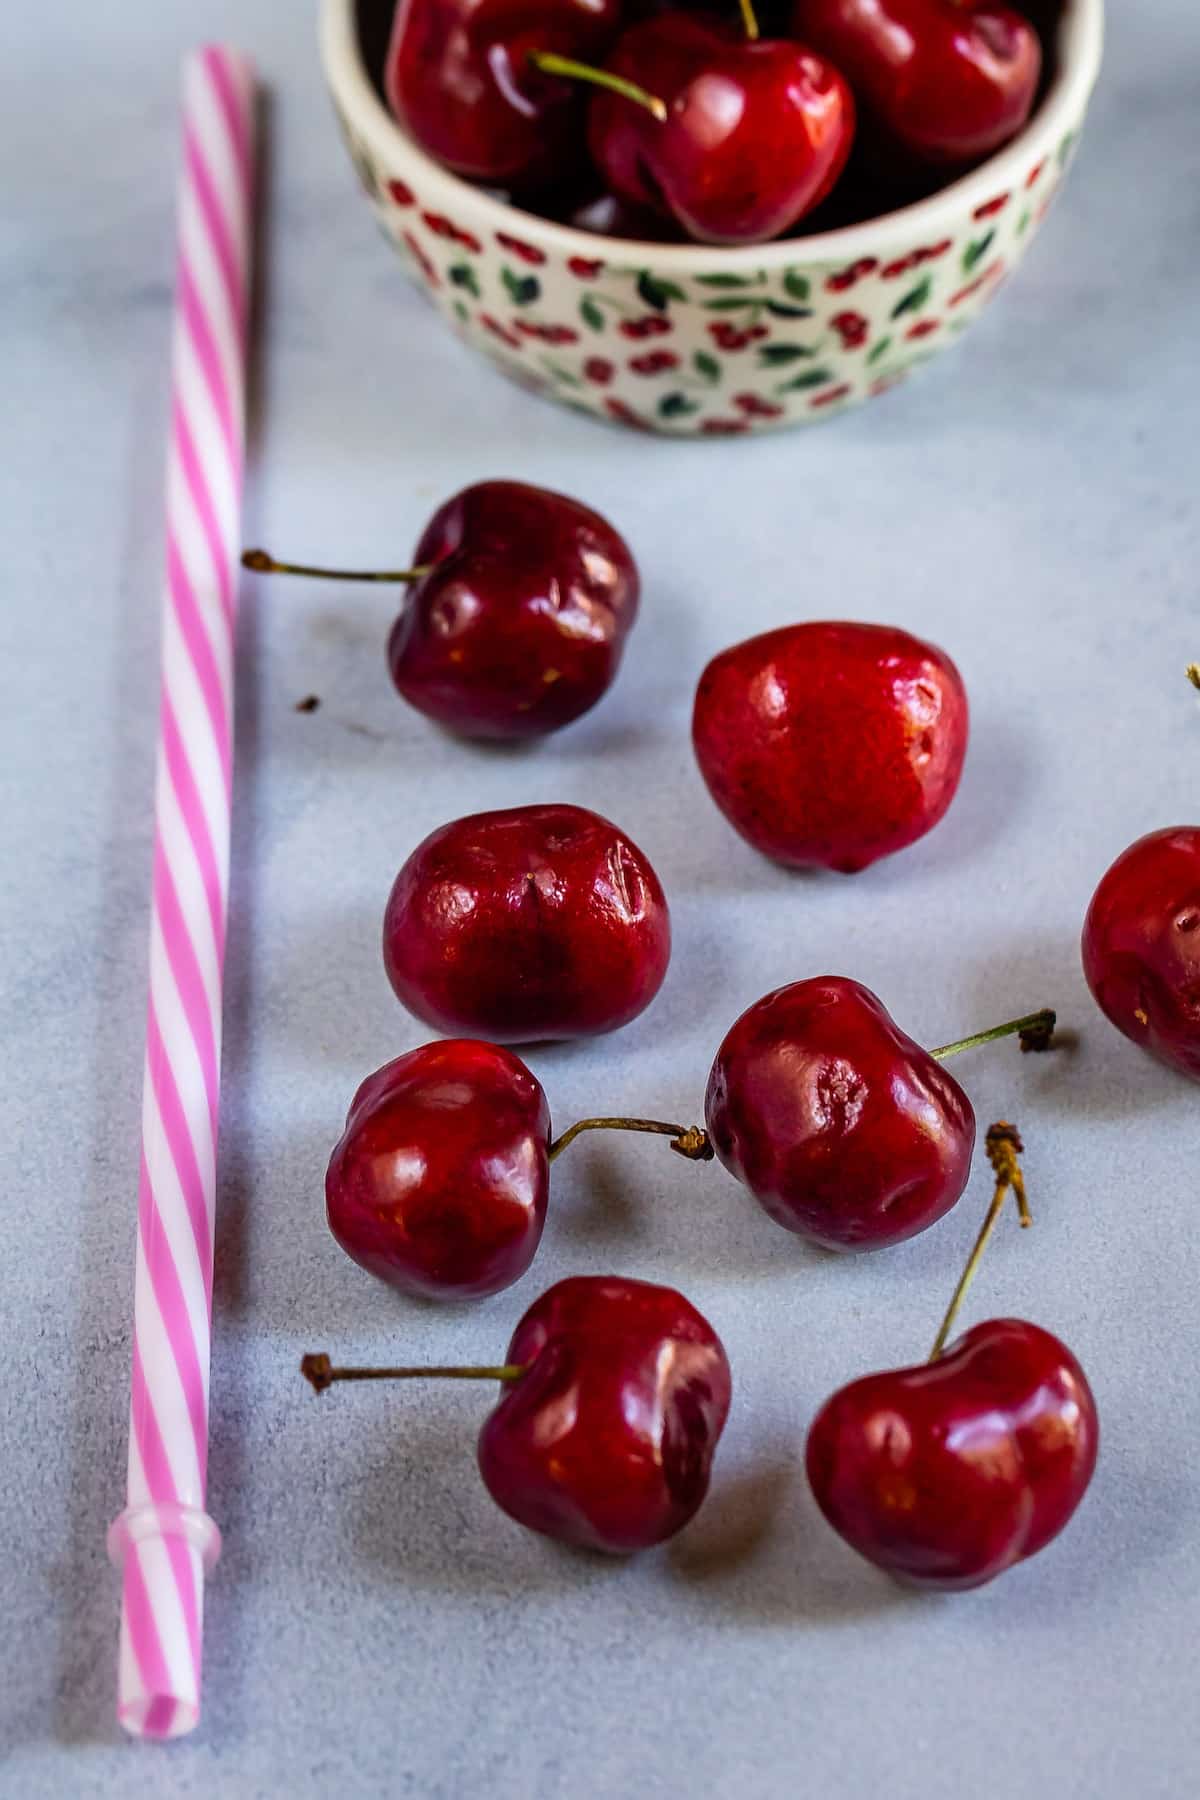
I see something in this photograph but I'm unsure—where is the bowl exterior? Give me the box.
[327,73,1095,437]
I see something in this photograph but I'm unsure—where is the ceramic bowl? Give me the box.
[320,0,1104,436]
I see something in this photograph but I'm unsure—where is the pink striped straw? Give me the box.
[106,45,256,1741]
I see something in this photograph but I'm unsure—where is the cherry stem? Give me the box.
[547,1116,713,1163]
[527,51,668,123]
[928,1122,1029,1362]
[301,1353,524,1393]
[241,549,432,584]
[929,1007,1056,1061]
[738,0,761,40]
[1187,664,1200,692]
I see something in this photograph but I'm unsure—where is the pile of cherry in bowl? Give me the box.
[373,0,1062,245]
[250,472,1200,1589]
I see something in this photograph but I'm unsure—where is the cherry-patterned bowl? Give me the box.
[320,0,1104,436]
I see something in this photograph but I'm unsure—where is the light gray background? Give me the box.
[3,2,1198,1795]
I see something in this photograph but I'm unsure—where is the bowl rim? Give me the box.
[321,0,1104,270]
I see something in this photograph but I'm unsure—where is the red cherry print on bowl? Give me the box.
[1081,826,1200,1081]
[792,0,1041,166]
[387,178,415,206]
[619,314,673,338]
[704,977,977,1250]
[825,256,877,292]
[480,312,523,348]
[568,255,606,277]
[810,384,852,408]
[629,349,679,374]
[326,1040,550,1300]
[692,621,968,873]
[806,1127,1099,1588]
[304,1276,732,1555]
[584,356,615,383]
[496,231,547,263]
[733,393,784,418]
[831,309,869,348]
[383,803,671,1043]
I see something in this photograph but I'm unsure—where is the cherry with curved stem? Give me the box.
[928,1120,1030,1360]
[242,548,432,584]
[546,1006,1055,1169]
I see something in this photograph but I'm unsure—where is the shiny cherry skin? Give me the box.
[1081,826,1200,1082]
[388,481,639,742]
[704,977,976,1250]
[693,621,968,873]
[806,1318,1099,1589]
[326,1039,550,1300]
[588,17,855,246]
[384,803,671,1042]
[478,1275,732,1552]
[792,0,1041,167]
[385,0,622,188]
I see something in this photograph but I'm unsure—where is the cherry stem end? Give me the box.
[928,1122,1029,1362]
[930,1008,1057,1062]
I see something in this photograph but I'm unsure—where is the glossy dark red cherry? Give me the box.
[383,803,672,1042]
[478,1275,732,1551]
[385,0,623,187]
[588,16,855,245]
[388,481,639,741]
[693,621,968,873]
[704,976,976,1249]
[1081,826,1200,1082]
[326,1039,550,1299]
[806,1318,1099,1588]
[792,0,1041,167]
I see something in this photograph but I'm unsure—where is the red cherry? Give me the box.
[1081,826,1200,1081]
[588,16,855,245]
[383,803,672,1042]
[792,0,1041,166]
[807,1318,1098,1588]
[391,481,639,740]
[692,621,969,873]
[478,1276,732,1551]
[326,1040,550,1299]
[704,977,976,1249]
[385,0,622,187]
